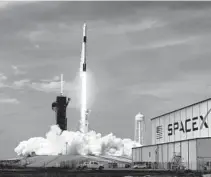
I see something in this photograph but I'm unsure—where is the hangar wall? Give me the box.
[133,98,211,171]
[132,138,211,170]
[151,98,211,145]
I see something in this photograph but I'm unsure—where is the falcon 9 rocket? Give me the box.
[80,23,89,133]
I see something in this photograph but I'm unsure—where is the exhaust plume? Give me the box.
[15,125,140,157]
[64,70,98,110]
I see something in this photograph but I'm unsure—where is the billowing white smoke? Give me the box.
[15,125,140,157]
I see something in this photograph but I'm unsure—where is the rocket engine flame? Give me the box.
[80,71,87,133]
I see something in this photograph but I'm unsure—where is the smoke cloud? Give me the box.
[15,125,140,157]
[14,64,139,158]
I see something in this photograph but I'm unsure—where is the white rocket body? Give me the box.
[80,23,89,133]
[81,23,87,72]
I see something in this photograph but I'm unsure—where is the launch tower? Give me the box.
[52,74,70,131]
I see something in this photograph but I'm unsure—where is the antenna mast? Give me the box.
[60,74,63,96]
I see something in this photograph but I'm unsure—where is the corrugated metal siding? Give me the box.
[186,107,193,140]
[163,143,168,162]
[160,116,165,144]
[169,113,175,142]
[200,101,208,138]
[136,148,139,162]
[174,142,181,155]
[181,140,189,168]
[193,104,199,139]
[196,138,211,171]
[140,147,142,162]
[152,100,211,144]
[164,115,169,143]
[132,138,202,170]
[142,147,148,161]
[181,109,186,140]
[152,119,156,144]
[155,117,160,144]
[197,138,211,158]
[132,148,135,162]
[133,148,137,162]
[189,140,197,170]
[208,100,211,137]
[175,111,181,142]
[142,147,147,162]
[158,144,163,163]
[151,146,157,162]
[168,143,174,162]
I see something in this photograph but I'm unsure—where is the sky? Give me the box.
[1,1,211,159]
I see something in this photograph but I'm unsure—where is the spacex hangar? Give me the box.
[132,98,211,170]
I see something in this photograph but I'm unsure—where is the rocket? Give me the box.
[80,23,89,133]
[81,23,87,72]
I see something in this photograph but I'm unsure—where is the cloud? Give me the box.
[12,77,61,92]
[30,76,80,96]
[25,71,98,110]
[0,2,10,9]
[0,2,21,9]
[40,76,60,82]
[12,65,26,75]
[31,81,60,93]
[123,74,209,101]
[130,36,197,51]
[35,44,40,49]
[0,1,35,10]
[29,75,81,109]
[0,73,7,81]
[31,75,64,93]
[0,73,8,88]
[13,79,30,89]
[53,76,60,81]
[104,19,165,35]
[0,98,19,104]
[0,93,20,104]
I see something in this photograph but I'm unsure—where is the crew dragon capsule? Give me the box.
[81,23,87,72]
